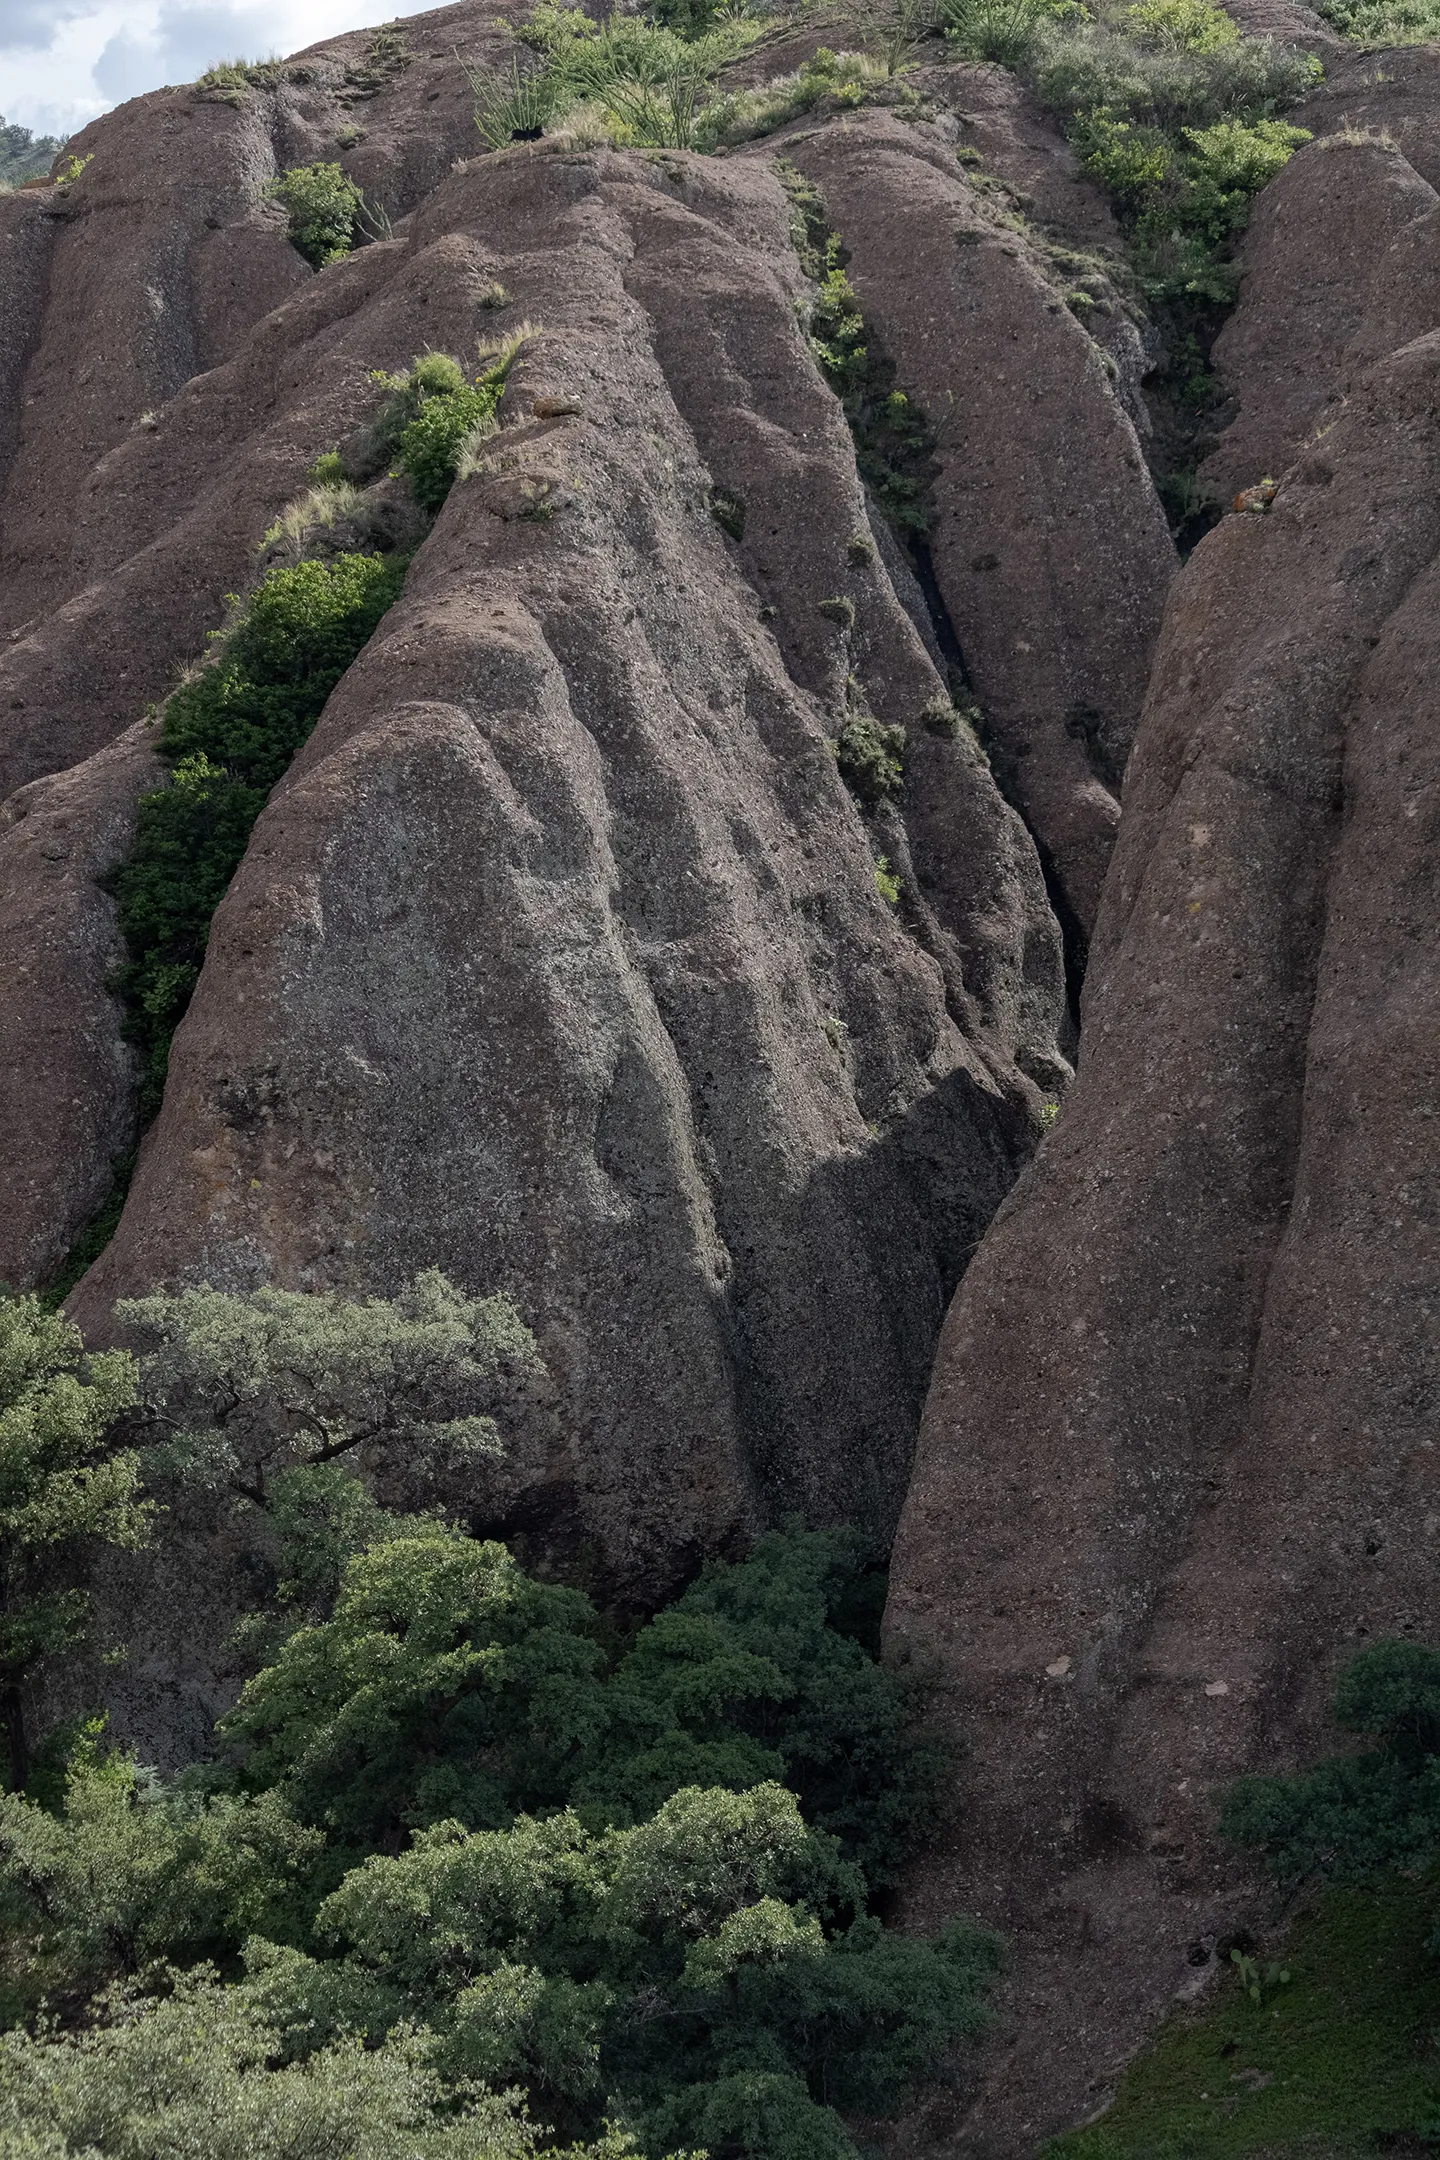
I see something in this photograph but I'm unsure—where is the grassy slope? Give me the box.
[1045,1880,1440,2158]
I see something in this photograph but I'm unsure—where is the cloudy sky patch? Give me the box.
[1,0,439,137]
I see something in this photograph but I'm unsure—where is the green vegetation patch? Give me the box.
[265,162,368,268]
[780,162,939,545]
[937,0,1318,543]
[0,1274,994,2160]
[107,554,406,1121]
[1045,1877,1440,2157]
[1310,0,1440,41]
[370,337,531,511]
[1054,1642,1440,2155]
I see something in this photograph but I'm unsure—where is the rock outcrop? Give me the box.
[789,114,1174,944]
[887,130,1440,2150]
[0,8,1183,1607]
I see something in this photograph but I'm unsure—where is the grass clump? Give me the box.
[371,332,535,511]
[107,555,406,1119]
[195,56,280,103]
[1052,1641,1440,2155]
[463,6,762,153]
[1045,1880,1440,2156]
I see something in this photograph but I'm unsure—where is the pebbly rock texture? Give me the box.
[1203,134,1439,505]
[886,223,1440,2160]
[40,133,1079,1600]
[788,114,1176,949]
[0,721,160,1289]
[0,0,514,796]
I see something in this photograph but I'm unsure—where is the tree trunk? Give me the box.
[2,1681,26,1793]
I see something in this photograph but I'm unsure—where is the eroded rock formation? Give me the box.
[0,1,1173,1603]
[888,105,1440,2151]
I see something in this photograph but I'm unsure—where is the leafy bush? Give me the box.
[265,163,366,268]
[834,713,907,806]
[0,1299,144,1789]
[1309,0,1440,39]
[108,553,405,1115]
[1024,13,1317,297]
[570,1528,946,1884]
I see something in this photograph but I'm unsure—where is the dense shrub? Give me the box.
[371,338,531,511]
[108,554,405,1115]
[834,713,907,807]
[1309,0,1440,39]
[1026,8,1317,298]
[265,162,366,268]
[1221,1640,1440,1891]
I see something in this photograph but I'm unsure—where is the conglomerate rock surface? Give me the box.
[0,3,1176,1618]
[887,110,1440,2154]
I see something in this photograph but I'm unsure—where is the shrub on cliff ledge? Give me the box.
[371,334,534,511]
[107,552,405,1118]
[265,162,366,267]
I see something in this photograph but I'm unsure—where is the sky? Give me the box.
[0,0,444,138]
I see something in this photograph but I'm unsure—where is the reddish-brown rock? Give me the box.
[1204,135,1438,504]
[887,316,1440,2155]
[38,140,1071,1594]
[0,722,160,1289]
[789,114,1176,942]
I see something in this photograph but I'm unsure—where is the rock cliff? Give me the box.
[888,79,1440,2149]
[1,0,1177,1601]
[5,0,1437,2143]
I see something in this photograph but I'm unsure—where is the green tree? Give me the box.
[122,1270,541,1512]
[219,1528,607,1847]
[0,1297,145,1790]
[573,1527,948,1883]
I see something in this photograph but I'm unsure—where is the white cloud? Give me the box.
[2,0,444,135]
[0,0,95,53]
